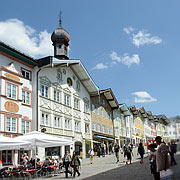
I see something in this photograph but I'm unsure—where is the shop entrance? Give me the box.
[75,141,82,157]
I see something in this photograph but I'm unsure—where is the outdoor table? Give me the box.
[25,169,37,175]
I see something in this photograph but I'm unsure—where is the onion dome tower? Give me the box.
[51,13,70,59]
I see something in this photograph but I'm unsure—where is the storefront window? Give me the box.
[2,150,12,165]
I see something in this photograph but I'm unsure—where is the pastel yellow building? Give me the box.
[134,116,145,144]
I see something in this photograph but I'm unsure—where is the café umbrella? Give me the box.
[15,131,73,148]
[15,131,74,168]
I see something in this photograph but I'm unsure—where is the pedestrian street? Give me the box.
[36,146,148,180]
[36,144,180,180]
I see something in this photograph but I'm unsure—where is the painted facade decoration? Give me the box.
[0,41,37,166]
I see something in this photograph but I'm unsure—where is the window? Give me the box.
[106,112,108,119]
[102,125,105,133]
[65,119,71,130]
[22,90,30,105]
[84,102,89,113]
[42,113,49,126]
[74,98,80,110]
[107,126,109,134]
[22,69,31,80]
[93,122,96,131]
[64,94,70,106]
[85,123,90,133]
[7,83,17,99]
[6,117,17,132]
[76,81,80,92]
[92,104,95,113]
[2,150,12,165]
[110,127,113,135]
[75,121,80,131]
[97,124,101,132]
[101,108,104,118]
[41,85,48,98]
[57,70,62,83]
[109,113,112,121]
[22,120,30,134]
[97,107,100,115]
[54,116,61,128]
[54,90,60,103]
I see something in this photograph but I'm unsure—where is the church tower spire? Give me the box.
[51,12,70,59]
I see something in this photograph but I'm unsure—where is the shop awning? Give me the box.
[94,135,115,141]
[85,139,101,144]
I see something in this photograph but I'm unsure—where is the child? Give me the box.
[148,143,160,180]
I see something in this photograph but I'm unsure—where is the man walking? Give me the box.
[114,143,120,163]
[155,136,169,173]
[169,141,177,166]
[62,151,72,178]
[88,148,94,164]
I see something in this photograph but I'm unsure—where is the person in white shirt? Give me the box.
[88,148,94,164]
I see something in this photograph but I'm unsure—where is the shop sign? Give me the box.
[4,101,19,113]
[4,73,20,82]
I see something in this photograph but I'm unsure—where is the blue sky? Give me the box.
[0,0,179,117]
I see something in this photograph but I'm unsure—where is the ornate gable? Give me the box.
[63,87,71,94]
[40,76,51,86]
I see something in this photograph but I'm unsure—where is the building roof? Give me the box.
[99,88,119,109]
[119,103,131,116]
[37,56,99,96]
[0,41,37,67]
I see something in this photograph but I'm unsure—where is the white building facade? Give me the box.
[0,41,37,166]
[35,21,98,160]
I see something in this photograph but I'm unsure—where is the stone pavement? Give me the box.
[38,146,147,180]
[85,143,180,180]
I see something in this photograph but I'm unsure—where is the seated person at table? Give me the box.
[29,158,35,167]
[26,161,33,168]
[43,158,51,166]
[36,158,42,167]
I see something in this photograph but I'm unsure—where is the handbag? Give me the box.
[160,169,175,180]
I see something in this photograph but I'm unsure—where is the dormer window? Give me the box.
[21,68,31,80]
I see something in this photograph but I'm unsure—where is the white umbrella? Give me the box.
[15,131,73,167]
[0,135,31,150]
[15,131,73,148]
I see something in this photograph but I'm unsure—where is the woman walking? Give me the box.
[71,151,81,178]
[138,142,145,164]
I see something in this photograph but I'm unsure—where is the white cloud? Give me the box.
[92,63,108,70]
[132,30,162,48]
[110,51,140,67]
[132,91,157,103]
[0,18,53,58]
[123,27,134,34]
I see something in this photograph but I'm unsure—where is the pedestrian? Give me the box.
[138,142,145,164]
[123,144,128,163]
[130,143,134,156]
[62,150,72,178]
[169,141,177,166]
[155,136,169,173]
[88,148,94,164]
[22,153,29,168]
[126,144,132,164]
[109,143,112,155]
[101,144,105,157]
[114,143,120,163]
[97,146,101,157]
[71,151,81,178]
[148,143,160,180]
[104,143,106,155]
